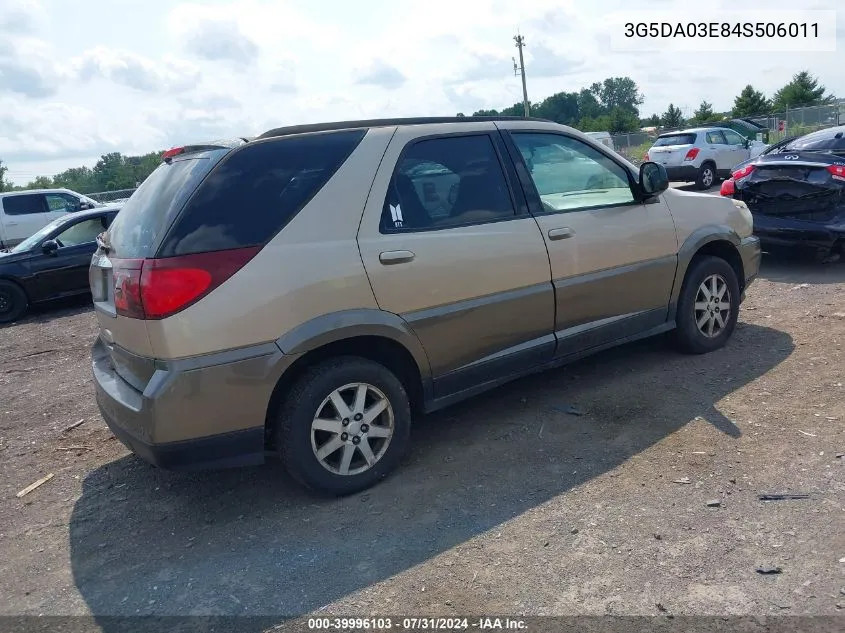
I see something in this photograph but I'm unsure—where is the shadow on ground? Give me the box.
[758,252,845,285]
[69,323,793,627]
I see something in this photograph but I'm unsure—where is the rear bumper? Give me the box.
[751,212,845,252]
[665,165,699,181]
[92,338,293,471]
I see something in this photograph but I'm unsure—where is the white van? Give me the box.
[584,131,615,151]
[0,189,101,250]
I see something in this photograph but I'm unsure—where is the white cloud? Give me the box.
[72,46,201,92]
[356,60,406,89]
[0,0,46,34]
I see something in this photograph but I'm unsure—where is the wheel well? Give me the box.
[0,276,29,301]
[264,335,425,450]
[691,240,745,291]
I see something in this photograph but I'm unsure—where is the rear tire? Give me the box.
[0,280,28,323]
[674,256,740,354]
[275,356,412,496]
[695,163,717,190]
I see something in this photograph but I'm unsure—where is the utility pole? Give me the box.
[513,34,529,117]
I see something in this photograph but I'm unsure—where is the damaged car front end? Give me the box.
[721,126,845,262]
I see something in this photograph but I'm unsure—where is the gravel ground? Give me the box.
[1,256,844,628]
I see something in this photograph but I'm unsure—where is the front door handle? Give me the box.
[379,250,415,264]
[548,227,575,240]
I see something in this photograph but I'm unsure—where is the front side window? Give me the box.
[722,129,746,146]
[55,217,108,247]
[2,194,46,216]
[512,133,635,213]
[381,135,515,232]
[44,193,81,213]
[706,131,727,144]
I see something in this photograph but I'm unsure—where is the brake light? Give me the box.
[112,246,261,320]
[732,164,755,180]
[684,148,699,161]
[720,178,736,196]
[827,164,845,180]
[162,147,185,161]
[112,259,145,319]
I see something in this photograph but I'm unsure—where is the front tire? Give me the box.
[275,357,412,496]
[695,163,717,190]
[674,256,740,354]
[0,280,28,323]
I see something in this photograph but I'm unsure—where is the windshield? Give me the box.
[783,128,845,154]
[653,133,696,147]
[9,217,67,253]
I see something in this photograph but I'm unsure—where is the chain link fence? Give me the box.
[611,101,844,165]
[86,188,137,204]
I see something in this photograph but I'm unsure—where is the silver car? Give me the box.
[646,127,763,190]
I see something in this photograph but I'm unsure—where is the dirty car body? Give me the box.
[726,125,845,260]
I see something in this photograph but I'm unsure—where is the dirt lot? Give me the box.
[1,256,844,627]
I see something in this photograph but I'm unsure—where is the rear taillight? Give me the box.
[732,164,755,180]
[720,178,736,196]
[113,246,260,320]
[112,259,145,319]
[643,152,650,161]
[683,148,699,161]
[827,165,845,180]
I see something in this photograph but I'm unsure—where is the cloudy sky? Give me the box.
[1,0,842,185]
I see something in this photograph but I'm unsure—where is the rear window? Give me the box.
[158,130,366,257]
[3,194,46,215]
[786,128,845,153]
[106,151,226,258]
[653,134,696,147]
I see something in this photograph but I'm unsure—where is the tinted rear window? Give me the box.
[786,128,845,152]
[653,134,696,147]
[3,194,46,215]
[106,151,225,258]
[158,130,366,257]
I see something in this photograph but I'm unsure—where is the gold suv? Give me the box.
[90,117,761,495]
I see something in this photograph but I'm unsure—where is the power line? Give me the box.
[512,34,529,118]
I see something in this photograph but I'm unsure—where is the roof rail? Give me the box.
[257,116,553,139]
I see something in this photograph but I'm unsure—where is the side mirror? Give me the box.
[639,161,668,197]
[42,239,59,255]
[78,202,93,211]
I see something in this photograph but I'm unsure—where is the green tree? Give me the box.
[732,85,771,116]
[661,103,684,129]
[641,114,661,127]
[27,176,55,189]
[0,160,9,192]
[533,91,580,126]
[772,71,833,111]
[690,100,717,124]
[589,77,643,115]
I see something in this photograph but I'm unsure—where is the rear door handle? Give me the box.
[5,222,18,226]
[379,250,415,264]
[548,227,575,240]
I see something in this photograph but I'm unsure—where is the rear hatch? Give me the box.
[648,133,698,167]
[736,152,845,221]
[90,144,235,389]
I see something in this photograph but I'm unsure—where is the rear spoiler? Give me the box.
[162,138,248,163]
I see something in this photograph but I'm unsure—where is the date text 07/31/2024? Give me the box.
[307,616,528,631]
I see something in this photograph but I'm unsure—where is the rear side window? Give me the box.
[3,194,46,215]
[381,134,515,232]
[107,152,225,258]
[653,134,696,147]
[159,130,366,257]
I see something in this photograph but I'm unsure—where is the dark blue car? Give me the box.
[0,205,121,322]
[721,125,845,263]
